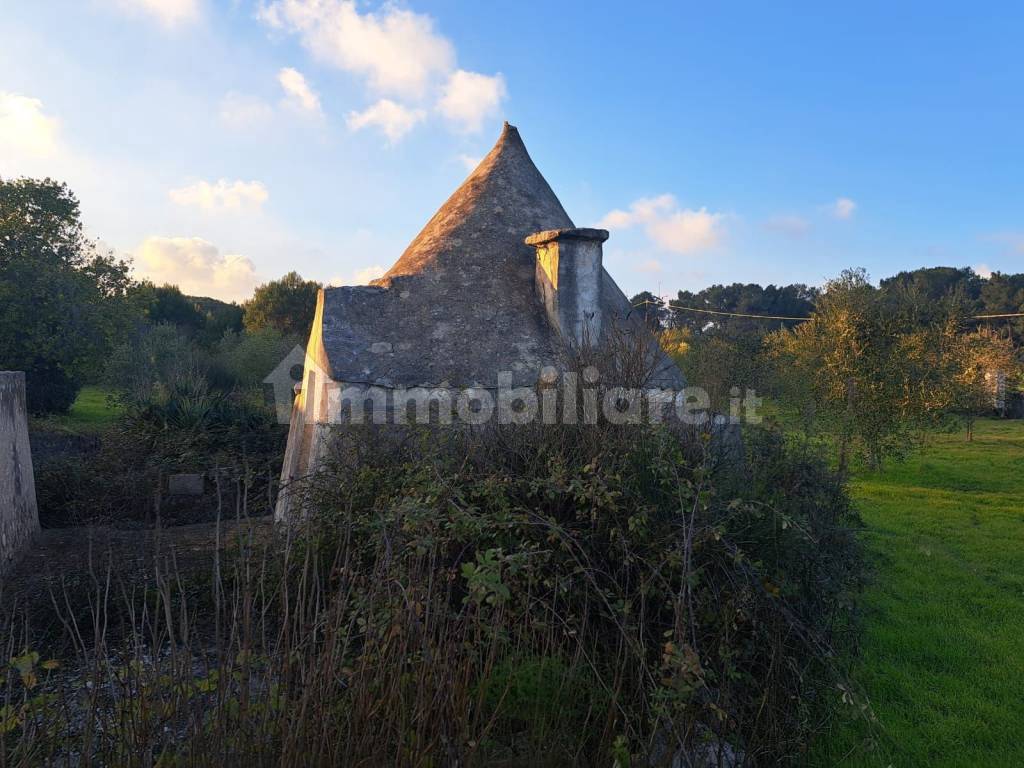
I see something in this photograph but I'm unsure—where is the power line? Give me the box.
[969,312,1024,320]
[632,299,1024,322]
[635,301,807,321]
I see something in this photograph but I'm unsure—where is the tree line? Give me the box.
[633,267,1024,471]
[633,266,1024,338]
[0,177,323,413]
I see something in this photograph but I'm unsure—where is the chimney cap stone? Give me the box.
[525,227,609,247]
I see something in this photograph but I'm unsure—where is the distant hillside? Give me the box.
[188,295,241,316]
[185,295,244,339]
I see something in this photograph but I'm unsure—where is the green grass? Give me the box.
[32,385,123,433]
[812,419,1024,767]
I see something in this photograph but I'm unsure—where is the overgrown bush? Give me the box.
[32,323,288,527]
[3,419,863,765]
[208,326,299,390]
[117,372,282,467]
[104,322,288,516]
[284,419,864,764]
[671,332,769,413]
[22,361,81,415]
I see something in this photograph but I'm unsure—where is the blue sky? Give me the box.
[2,0,1022,301]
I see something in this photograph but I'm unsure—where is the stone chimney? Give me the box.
[526,227,609,348]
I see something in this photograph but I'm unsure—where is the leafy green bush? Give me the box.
[117,372,284,472]
[290,420,863,764]
[33,382,285,527]
[208,326,298,390]
[104,322,206,403]
[107,322,287,465]
[477,654,608,757]
[23,361,81,415]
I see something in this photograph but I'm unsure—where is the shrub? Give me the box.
[672,332,767,413]
[104,322,206,403]
[285,419,864,764]
[31,324,288,527]
[242,271,320,336]
[32,388,285,527]
[3,419,863,765]
[208,327,298,390]
[23,361,81,415]
[477,654,608,758]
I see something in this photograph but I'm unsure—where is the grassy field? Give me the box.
[32,385,122,433]
[813,419,1024,766]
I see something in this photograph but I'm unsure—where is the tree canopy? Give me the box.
[242,271,321,337]
[642,283,819,336]
[130,282,244,345]
[0,177,133,413]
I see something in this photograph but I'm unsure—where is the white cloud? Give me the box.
[599,194,724,254]
[347,99,425,142]
[829,197,856,220]
[259,0,454,99]
[974,263,993,279]
[0,92,59,158]
[219,92,273,128]
[637,259,663,273]
[329,264,386,286]
[764,214,810,237]
[134,236,261,301]
[600,194,675,229]
[458,154,482,172]
[169,179,269,212]
[109,0,200,27]
[437,70,506,132]
[258,1,505,138]
[278,67,322,115]
[648,210,723,253]
[219,71,321,130]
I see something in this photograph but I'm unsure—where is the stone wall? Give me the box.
[1,372,40,574]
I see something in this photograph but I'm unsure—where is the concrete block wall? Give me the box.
[1,372,40,575]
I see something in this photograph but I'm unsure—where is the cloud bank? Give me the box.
[134,236,261,301]
[437,70,506,133]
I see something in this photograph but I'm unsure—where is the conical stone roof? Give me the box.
[316,123,683,389]
[379,122,573,280]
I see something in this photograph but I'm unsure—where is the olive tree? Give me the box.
[768,269,956,472]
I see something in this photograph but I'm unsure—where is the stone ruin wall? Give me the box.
[0,372,39,575]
